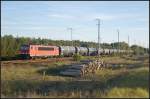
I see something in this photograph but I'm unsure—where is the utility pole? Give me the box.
[68,28,73,46]
[138,41,141,55]
[112,40,115,55]
[147,43,149,54]
[128,35,130,55]
[134,39,136,45]
[128,35,129,47]
[96,19,101,56]
[143,42,146,54]
[16,33,18,41]
[134,39,136,55]
[113,40,115,49]
[135,40,139,55]
[117,29,120,54]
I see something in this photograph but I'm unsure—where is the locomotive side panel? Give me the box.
[29,45,59,57]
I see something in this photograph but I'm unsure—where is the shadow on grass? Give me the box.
[1,80,107,97]
[1,66,149,97]
[106,68,149,90]
[37,64,71,77]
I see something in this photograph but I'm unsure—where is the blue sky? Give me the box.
[1,1,149,48]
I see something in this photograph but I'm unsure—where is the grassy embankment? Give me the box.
[1,55,149,98]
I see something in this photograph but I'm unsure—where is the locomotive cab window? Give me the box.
[38,47,54,51]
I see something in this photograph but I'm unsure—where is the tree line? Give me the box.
[1,35,149,57]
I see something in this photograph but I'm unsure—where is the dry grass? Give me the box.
[105,87,149,98]
[1,55,149,98]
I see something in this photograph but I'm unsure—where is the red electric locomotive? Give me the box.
[20,45,59,58]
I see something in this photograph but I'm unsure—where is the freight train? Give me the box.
[19,44,133,59]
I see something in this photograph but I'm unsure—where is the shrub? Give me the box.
[73,54,82,61]
[59,55,64,58]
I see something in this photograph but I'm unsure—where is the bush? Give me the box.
[73,54,82,61]
[59,55,64,58]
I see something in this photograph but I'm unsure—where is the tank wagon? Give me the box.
[88,48,97,56]
[109,49,115,54]
[113,49,118,53]
[103,49,110,55]
[59,46,76,56]
[97,49,104,55]
[75,47,88,56]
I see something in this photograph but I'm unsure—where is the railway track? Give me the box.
[1,57,73,65]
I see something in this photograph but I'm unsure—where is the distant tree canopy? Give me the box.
[1,35,149,57]
[131,45,148,55]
